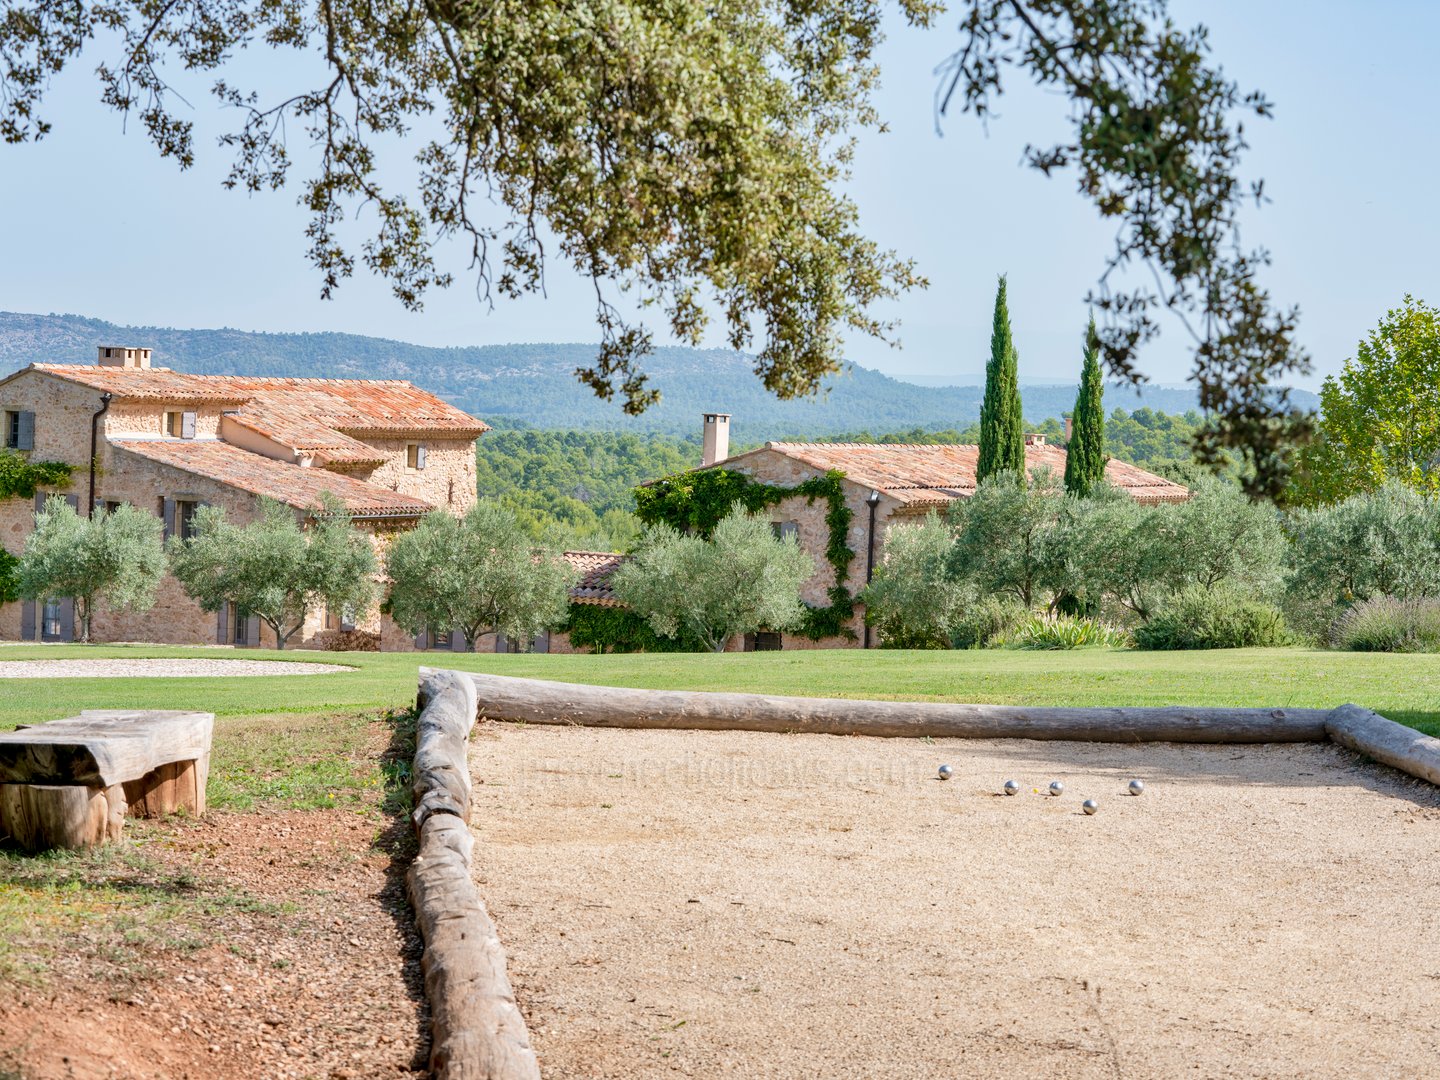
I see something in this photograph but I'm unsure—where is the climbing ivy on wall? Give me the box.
[0,450,73,502]
[563,603,696,653]
[633,467,856,640]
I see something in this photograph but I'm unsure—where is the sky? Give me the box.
[1,1,1436,390]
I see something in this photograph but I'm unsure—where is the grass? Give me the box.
[0,641,1438,735]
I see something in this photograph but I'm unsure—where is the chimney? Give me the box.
[1024,432,1047,447]
[97,346,152,369]
[701,412,731,467]
[1063,416,1073,442]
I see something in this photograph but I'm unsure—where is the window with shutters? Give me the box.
[174,499,201,539]
[42,598,62,639]
[165,411,183,437]
[4,410,35,450]
[406,443,427,470]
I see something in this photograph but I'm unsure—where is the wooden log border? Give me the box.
[408,668,541,1080]
[405,672,1440,1078]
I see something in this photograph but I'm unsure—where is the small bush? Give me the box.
[1330,595,1440,652]
[1134,587,1290,650]
[1002,613,1129,650]
[950,596,1029,649]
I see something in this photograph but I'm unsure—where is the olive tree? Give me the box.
[947,469,1066,608]
[860,512,968,648]
[613,504,815,653]
[385,501,577,651]
[168,495,377,649]
[19,496,166,642]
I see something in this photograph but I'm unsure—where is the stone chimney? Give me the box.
[1024,432,1047,447]
[97,346,152,369]
[701,412,731,467]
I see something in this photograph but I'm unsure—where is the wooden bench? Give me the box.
[0,710,214,851]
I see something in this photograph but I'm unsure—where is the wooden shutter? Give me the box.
[20,600,35,641]
[15,411,34,451]
[450,628,467,653]
[534,630,550,655]
[34,491,44,514]
[245,614,261,647]
[64,494,79,512]
[182,411,197,439]
[162,497,176,540]
[415,628,428,650]
[217,602,231,645]
[415,444,427,470]
[58,598,75,642]
[494,632,507,654]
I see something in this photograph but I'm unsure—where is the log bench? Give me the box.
[0,710,214,851]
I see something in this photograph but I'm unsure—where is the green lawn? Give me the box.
[2,643,1438,736]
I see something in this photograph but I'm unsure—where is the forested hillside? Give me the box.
[0,311,1291,439]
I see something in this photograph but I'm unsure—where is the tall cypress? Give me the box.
[1064,316,1107,496]
[977,274,1025,484]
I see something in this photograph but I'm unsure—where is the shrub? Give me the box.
[949,596,1031,649]
[1330,595,1440,653]
[1002,613,1129,650]
[1134,587,1290,650]
[861,513,966,650]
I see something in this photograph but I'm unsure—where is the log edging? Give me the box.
[419,669,1440,791]
[408,668,541,1080]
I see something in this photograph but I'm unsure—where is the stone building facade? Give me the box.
[690,434,1192,650]
[0,347,487,648]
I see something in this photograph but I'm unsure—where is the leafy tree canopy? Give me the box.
[385,501,577,649]
[168,495,377,649]
[859,511,968,648]
[1290,296,1440,507]
[19,496,166,641]
[0,0,934,413]
[613,503,815,652]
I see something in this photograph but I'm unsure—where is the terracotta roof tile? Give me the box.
[723,442,1190,505]
[563,550,628,606]
[28,364,488,436]
[114,439,433,518]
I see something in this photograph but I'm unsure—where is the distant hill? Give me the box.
[0,311,1317,440]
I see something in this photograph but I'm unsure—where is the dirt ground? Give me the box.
[472,723,1440,1079]
[0,809,428,1080]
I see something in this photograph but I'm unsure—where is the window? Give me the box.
[772,521,799,542]
[104,500,125,514]
[42,598,63,639]
[164,411,197,438]
[175,499,200,539]
[407,443,427,470]
[232,607,252,646]
[4,410,34,450]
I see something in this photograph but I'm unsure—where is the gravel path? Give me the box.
[0,658,354,678]
[473,723,1440,1079]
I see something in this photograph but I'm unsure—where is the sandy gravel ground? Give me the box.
[0,658,353,678]
[472,724,1440,1079]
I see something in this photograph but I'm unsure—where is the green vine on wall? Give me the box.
[633,467,856,641]
[0,450,74,502]
[563,603,696,653]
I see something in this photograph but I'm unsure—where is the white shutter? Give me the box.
[181,411,197,439]
[415,444,427,470]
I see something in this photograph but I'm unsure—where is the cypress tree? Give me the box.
[978,274,1025,484]
[1064,316,1107,497]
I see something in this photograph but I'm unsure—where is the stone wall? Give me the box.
[362,437,478,514]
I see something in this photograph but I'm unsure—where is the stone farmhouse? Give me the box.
[0,346,487,649]
[677,413,1191,650]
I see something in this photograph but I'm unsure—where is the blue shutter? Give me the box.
[162,497,176,540]
[494,632,507,653]
[20,600,35,641]
[15,411,34,451]
[58,598,74,642]
[245,614,261,647]
[450,628,467,653]
[217,602,230,645]
[415,628,428,650]
[64,494,79,512]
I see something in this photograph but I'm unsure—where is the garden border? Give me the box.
[409,668,1440,1078]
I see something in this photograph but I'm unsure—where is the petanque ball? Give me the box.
[1128,779,1145,796]
[1003,779,1020,796]
[938,764,953,781]
[1083,799,1099,815]
[1048,780,1064,797]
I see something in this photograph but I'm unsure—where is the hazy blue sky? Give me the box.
[2,1,1435,389]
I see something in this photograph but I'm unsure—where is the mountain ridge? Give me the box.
[0,311,1317,439]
